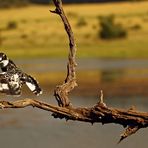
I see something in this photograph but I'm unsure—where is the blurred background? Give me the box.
[0,0,148,148]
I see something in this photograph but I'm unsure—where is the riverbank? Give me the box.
[0,2,148,59]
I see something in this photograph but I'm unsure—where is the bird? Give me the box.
[0,52,42,96]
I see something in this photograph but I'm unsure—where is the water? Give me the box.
[15,58,148,72]
[0,58,148,148]
[0,96,147,148]
[14,58,148,97]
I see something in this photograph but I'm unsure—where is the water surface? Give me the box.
[0,96,147,148]
[0,58,148,148]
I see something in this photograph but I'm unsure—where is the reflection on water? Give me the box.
[0,58,148,148]
[14,58,148,97]
[100,69,124,82]
[15,58,148,72]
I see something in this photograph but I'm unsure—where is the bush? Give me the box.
[129,24,141,30]
[7,21,18,30]
[20,33,28,39]
[98,15,127,40]
[0,0,29,8]
[76,17,87,28]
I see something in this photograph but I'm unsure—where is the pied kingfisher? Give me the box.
[0,52,42,96]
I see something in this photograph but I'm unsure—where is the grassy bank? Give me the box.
[0,2,148,59]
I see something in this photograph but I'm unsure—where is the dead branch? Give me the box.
[0,0,148,143]
[0,96,148,143]
[51,0,77,107]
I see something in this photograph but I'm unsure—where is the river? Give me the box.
[0,58,148,148]
[0,96,147,148]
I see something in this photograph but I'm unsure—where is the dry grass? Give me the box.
[0,2,148,58]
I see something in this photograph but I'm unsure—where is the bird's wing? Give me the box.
[24,75,42,96]
[0,73,21,96]
[0,74,9,91]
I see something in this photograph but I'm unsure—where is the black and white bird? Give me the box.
[0,52,42,96]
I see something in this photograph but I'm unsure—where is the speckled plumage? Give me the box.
[0,53,42,96]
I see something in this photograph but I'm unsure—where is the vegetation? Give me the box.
[6,21,18,30]
[0,0,29,8]
[1,0,148,9]
[99,15,127,39]
[0,1,148,58]
[76,17,87,27]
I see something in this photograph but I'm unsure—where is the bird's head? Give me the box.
[0,52,9,68]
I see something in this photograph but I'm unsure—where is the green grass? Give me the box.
[1,2,148,59]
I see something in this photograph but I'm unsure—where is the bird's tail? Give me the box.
[25,75,42,96]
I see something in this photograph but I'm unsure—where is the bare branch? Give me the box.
[0,99,147,130]
[97,90,107,107]
[118,126,139,143]
[51,0,77,107]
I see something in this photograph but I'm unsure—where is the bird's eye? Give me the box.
[0,53,7,62]
[3,54,6,58]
